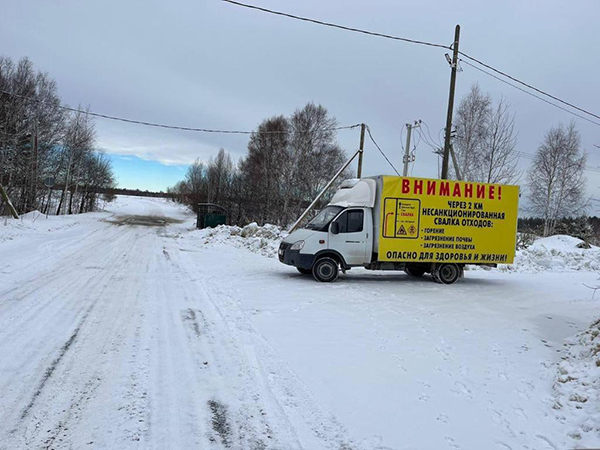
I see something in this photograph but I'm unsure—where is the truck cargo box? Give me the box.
[371,176,519,264]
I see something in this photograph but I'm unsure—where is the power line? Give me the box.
[223,1,600,126]
[415,123,440,152]
[459,52,600,122]
[421,120,442,149]
[0,90,361,135]
[516,151,600,174]
[222,0,451,50]
[365,125,400,176]
[460,60,600,128]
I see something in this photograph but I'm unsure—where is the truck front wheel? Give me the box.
[312,257,339,282]
[433,263,461,284]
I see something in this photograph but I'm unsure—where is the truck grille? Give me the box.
[278,242,289,262]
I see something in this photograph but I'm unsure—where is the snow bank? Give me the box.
[0,211,80,244]
[500,235,600,273]
[196,223,287,258]
[553,319,600,444]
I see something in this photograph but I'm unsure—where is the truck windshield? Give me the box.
[305,206,343,231]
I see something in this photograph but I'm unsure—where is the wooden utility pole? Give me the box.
[441,24,460,180]
[32,120,38,209]
[450,145,462,180]
[357,123,365,178]
[0,184,19,219]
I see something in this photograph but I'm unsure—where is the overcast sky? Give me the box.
[2,0,599,197]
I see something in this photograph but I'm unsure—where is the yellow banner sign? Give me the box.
[379,176,519,264]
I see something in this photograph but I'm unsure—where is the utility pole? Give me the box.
[441,24,460,180]
[32,120,38,209]
[357,123,365,178]
[402,121,421,177]
[450,145,462,180]
[402,123,413,177]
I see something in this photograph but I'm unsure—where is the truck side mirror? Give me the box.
[330,221,339,235]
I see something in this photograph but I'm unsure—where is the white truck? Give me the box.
[278,176,519,284]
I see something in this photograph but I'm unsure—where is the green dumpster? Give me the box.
[197,203,227,229]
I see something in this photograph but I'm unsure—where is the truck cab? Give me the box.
[278,179,375,282]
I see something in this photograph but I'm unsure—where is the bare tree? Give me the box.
[454,84,491,181]
[290,103,347,201]
[240,115,289,224]
[527,122,587,236]
[206,148,233,205]
[169,103,349,227]
[56,107,95,215]
[474,98,519,184]
[184,159,208,212]
[0,56,112,217]
[454,84,519,184]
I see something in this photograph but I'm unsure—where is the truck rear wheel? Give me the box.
[312,257,339,282]
[433,263,460,284]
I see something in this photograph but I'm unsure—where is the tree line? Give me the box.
[0,56,115,216]
[168,103,349,226]
[453,83,588,237]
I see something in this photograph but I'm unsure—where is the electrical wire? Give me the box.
[409,128,421,176]
[412,127,422,150]
[516,151,600,174]
[222,0,451,50]
[421,120,442,149]
[0,90,361,135]
[415,125,438,152]
[365,125,400,175]
[399,124,404,151]
[459,52,600,122]
[222,1,600,127]
[460,60,600,128]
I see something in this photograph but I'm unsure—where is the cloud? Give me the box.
[95,120,249,166]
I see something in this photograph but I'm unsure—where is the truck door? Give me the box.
[328,208,369,266]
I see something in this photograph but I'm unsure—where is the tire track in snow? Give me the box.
[167,241,292,449]
[18,302,96,422]
[1,225,151,449]
[173,243,358,450]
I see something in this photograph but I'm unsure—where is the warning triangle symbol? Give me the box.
[397,225,407,236]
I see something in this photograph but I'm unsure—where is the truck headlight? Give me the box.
[290,240,305,251]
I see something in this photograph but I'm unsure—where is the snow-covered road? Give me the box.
[1,196,598,449]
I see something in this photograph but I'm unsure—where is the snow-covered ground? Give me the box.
[1,196,599,449]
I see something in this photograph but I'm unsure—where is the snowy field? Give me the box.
[1,196,599,449]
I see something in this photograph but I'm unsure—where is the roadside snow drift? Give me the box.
[554,319,600,445]
[195,222,287,258]
[501,235,600,273]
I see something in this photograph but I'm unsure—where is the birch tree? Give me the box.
[454,84,491,181]
[474,98,519,184]
[527,122,587,236]
[0,56,113,216]
[454,84,520,184]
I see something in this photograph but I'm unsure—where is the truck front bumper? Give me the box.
[278,242,315,270]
